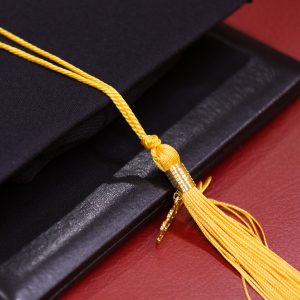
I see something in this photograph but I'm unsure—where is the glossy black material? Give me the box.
[0,26,299,300]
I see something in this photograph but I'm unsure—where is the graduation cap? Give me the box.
[1,1,300,299]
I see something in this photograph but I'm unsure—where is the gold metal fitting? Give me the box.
[165,163,195,193]
[157,163,195,244]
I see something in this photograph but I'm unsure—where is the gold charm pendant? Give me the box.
[156,191,183,244]
[156,176,212,244]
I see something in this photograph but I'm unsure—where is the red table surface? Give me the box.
[62,1,300,299]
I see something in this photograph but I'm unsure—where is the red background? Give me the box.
[62,1,300,299]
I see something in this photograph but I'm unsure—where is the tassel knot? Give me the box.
[141,136,180,172]
[141,134,161,150]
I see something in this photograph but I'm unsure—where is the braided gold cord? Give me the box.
[0,27,186,173]
[0,27,149,144]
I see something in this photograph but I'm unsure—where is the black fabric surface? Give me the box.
[0,0,246,183]
[0,34,249,264]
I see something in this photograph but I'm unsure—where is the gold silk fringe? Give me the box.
[1,27,300,300]
[189,179,300,299]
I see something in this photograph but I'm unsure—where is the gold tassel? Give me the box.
[154,144,300,300]
[2,27,300,300]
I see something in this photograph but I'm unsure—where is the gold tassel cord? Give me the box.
[1,27,300,300]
